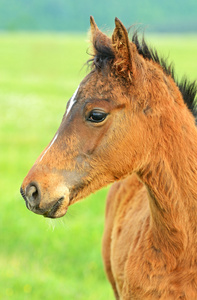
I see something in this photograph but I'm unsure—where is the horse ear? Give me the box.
[112,18,136,79]
[89,16,111,56]
[90,16,98,36]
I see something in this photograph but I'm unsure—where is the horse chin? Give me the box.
[41,197,69,218]
[43,205,68,219]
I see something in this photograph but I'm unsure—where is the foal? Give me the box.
[21,17,197,299]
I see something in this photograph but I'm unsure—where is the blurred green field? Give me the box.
[0,33,197,300]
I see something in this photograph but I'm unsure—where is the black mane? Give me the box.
[89,31,197,123]
[132,32,197,123]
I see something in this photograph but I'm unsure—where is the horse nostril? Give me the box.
[26,184,40,205]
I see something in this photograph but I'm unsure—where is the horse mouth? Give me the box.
[43,197,68,218]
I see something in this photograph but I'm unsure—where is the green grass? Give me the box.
[0,32,197,300]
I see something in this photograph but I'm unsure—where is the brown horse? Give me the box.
[21,17,197,299]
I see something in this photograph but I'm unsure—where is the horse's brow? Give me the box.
[84,98,111,104]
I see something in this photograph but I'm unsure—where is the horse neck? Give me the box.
[137,103,197,259]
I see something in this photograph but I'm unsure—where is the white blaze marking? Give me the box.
[66,85,80,116]
[39,133,58,162]
[39,85,80,163]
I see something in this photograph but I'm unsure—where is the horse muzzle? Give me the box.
[20,168,70,218]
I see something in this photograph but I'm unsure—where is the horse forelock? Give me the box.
[87,39,115,70]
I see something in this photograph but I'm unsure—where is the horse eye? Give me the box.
[87,111,108,123]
